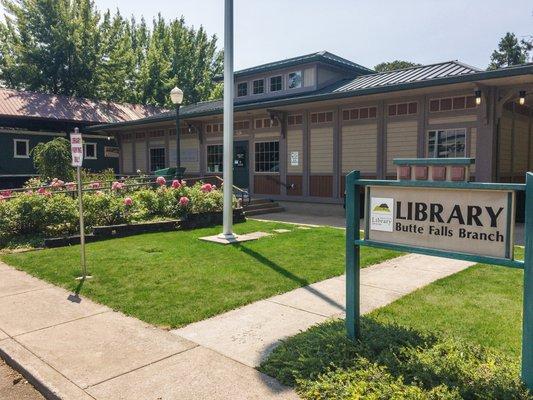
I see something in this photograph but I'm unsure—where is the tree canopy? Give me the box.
[0,0,223,107]
[374,60,421,73]
[488,32,530,70]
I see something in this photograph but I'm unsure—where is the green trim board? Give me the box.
[345,169,532,390]
[393,158,475,166]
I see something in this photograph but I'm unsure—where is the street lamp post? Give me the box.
[170,86,184,178]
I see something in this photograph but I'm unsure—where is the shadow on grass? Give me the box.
[235,244,345,313]
[260,317,530,399]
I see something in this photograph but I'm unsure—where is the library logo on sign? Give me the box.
[370,197,394,232]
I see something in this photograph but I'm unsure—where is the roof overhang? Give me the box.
[85,63,533,133]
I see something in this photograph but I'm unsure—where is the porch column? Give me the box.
[476,87,497,182]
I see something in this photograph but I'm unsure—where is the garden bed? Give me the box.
[43,208,246,248]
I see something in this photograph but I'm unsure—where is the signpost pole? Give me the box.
[76,165,87,279]
[345,170,361,340]
[522,172,533,390]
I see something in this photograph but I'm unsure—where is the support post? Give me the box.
[221,0,235,239]
[345,170,361,340]
[522,171,533,389]
[76,165,87,278]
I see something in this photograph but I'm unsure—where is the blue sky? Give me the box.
[5,0,533,70]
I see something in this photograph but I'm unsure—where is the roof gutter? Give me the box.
[85,64,533,133]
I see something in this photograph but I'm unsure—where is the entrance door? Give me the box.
[233,141,249,189]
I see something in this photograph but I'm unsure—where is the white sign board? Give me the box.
[366,186,515,259]
[70,132,83,167]
[290,151,299,166]
[104,146,120,158]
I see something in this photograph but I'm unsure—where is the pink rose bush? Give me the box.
[90,181,101,190]
[201,183,213,193]
[179,196,190,206]
[124,197,133,206]
[111,181,124,191]
[156,176,166,186]
[171,180,181,189]
[65,182,76,191]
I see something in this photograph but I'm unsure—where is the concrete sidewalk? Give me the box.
[0,254,473,399]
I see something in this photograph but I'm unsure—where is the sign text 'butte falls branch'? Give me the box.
[367,186,515,259]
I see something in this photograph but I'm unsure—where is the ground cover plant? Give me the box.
[0,177,233,248]
[260,248,530,399]
[1,220,400,328]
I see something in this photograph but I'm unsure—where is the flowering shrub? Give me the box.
[0,178,238,246]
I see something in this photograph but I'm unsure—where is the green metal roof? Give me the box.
[85,61,533,133]
[213,51,374,81]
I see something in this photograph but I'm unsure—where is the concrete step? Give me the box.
[246,198,273,206]
[243,202,281,212]
[244,206,285,216]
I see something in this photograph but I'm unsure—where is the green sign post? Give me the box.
[346,167,532,390]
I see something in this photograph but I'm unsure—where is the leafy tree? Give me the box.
[488,32,530,70]
[31,138,74,181]
[374,60,421,72]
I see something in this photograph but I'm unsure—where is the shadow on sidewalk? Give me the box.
[235,244,345,313]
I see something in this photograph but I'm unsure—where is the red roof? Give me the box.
[0,88,165,124]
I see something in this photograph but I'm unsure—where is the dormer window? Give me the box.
[270,76,282,92]
[237,82,248,97]
[288,71,302,89]
[253,79,264,95]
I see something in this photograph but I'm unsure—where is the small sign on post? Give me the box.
[70,128,90,280]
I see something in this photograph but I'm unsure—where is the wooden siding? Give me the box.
[428,115,478,125]
[341,123,377,173]
[169,137,200,173]
[254,174,281,195]
[304,67,315,87]
[386,120,418,173]
[287,129,303,173]
[122,142,133,174]
[470,127,477,174]
[286,175,303,196]
[135,141,147,173]
[309,175,333,197]
[499,112,512,175]
[310,127,333,173]
[515,115,529,174]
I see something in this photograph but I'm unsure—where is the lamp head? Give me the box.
[519,90,526,106]
[474,90,482,106]
[170,86,184,105]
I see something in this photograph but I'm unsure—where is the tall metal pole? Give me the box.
[77,164,87,278]
[175,104,181,178]
[222,0,235,238]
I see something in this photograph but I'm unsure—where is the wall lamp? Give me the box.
[519,90,526,106]
[474,90,482,106]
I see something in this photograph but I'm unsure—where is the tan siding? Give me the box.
[287,129,303,173]
[122,142,133,174]
[428,115,477,125]
[310,127,333,173]
[341,123,377,173]
[386,120,418,173]
[499,112,512,175]
[135,141,147,173]
[304,67,315,87]
[254,131,280,139]
[514,115,529,174]
[170,137,200,173]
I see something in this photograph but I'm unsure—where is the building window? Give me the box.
[234,120,250,131]
[237,82,248,97]
[427,128,466,158]
[84,143,97,159]
[429,95,477,112]
[255,141,279,172]
[270,76,282,92]
[206,123,224,133]
[310,111,334,124]
[342,106,377,121]
[149,147,166,171]
[253,79,264,95]
[287,114,303,126]
[288,71,302,89]
[388,102,418,116]
[254,118,279,129]
[207,144,223,172]
[13,139,29,158]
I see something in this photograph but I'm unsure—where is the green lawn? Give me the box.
[1,220,399,329]
[261,247,530,399]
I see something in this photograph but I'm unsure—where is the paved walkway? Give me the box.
[0,254,473,399]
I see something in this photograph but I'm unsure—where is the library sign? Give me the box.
[367,186,514,259]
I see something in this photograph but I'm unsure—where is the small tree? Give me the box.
[488,32,530,70]
[32,137,73,181]
[374,60,421,72]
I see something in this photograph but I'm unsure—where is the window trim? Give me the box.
[149,147,167,172]
[254,140,280,174]
[252,79,265,95]
[13,139,30,158]
[429,95,477,113]
[269,75,283,92]
[237,82,248,97]
[426,128,467,158]
[83,142,97,160]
